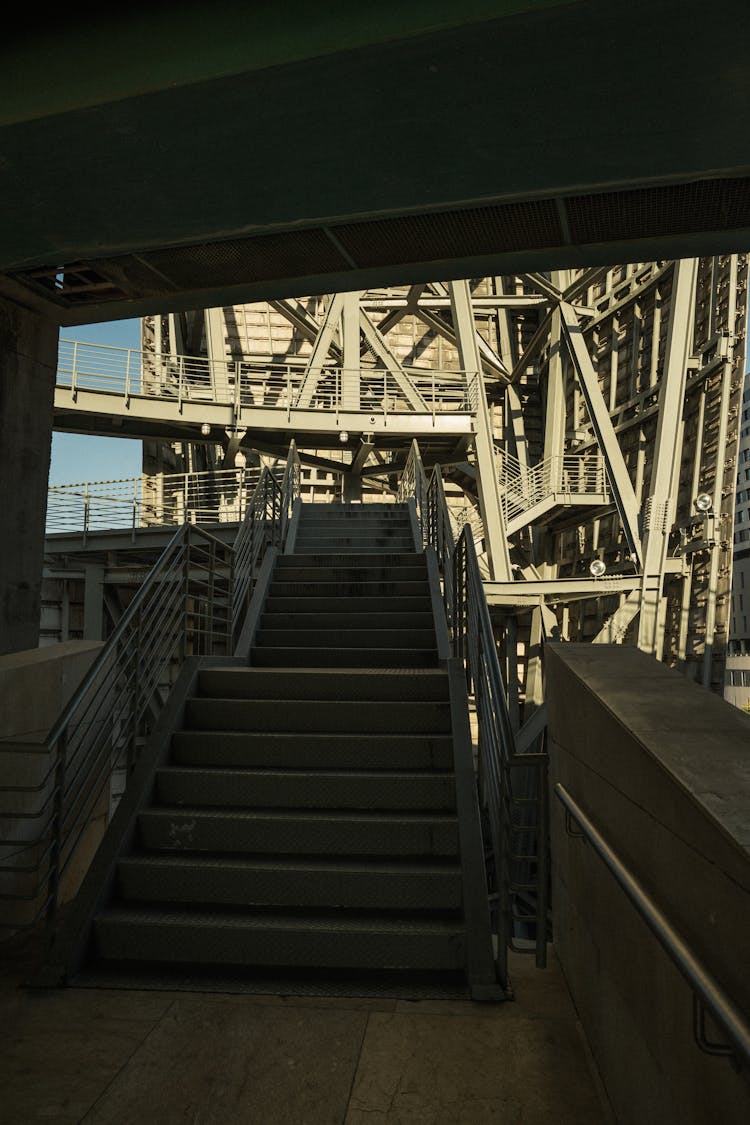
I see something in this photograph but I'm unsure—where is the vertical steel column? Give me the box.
[542,305,566,492]
[341,291,361,413]
[449,280,512,580]
[637,259,698,655]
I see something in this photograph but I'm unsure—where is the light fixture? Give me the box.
[589,559,606,578]
[339,430,349,443]
[200,423,211,436]
[694,493,712,512]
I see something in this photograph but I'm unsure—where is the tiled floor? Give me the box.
[1,944,612,1124]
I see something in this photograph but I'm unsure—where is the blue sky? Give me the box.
[50,318,143,484]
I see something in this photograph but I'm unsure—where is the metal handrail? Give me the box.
[46,465,264,536]
[555,783,750,1072]
[0,442,300,937]
[498,449,608,524]
[231,440,300,641]
[57,338,474,419]
[399,440,549,982]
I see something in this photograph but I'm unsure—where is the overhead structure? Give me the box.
[2,4,750,325]
[50,256,748,700]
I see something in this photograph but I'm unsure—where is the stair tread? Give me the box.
[98,906,465,934]
[157,767,454,779]
[120,855,461,873]
[141,806,458,823]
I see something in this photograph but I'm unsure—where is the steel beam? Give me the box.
[358,309,428,411]
[449,280,512,580]
[560,300,643,567]
[637,259,698,655]
[342,291,362,412]
[296,293,344,408]
[542,305,566,489]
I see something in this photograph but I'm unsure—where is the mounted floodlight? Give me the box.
[200,423,211,436]
[694,492,713,512]
[589,559,607,578]
[339,430,349,443]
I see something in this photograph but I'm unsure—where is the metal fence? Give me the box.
[0,442,300,938]
[46,466,264,537]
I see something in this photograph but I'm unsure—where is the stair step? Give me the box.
[251,647,439,668]
[267,581,431,597]
[155,767,456,810]
[196,667,449,701]
[255,628,436,649]
[271,566,427,583]
[172,731,454,770]
[94,908,466,971]
[298,516,412,528]
[295,537,415,549]
[300,505,404,515]
[117,856,462,910]
[258,611,435,629]
[138,807,460,856]
[265,595,432,613]
[186,697,451,732]
[276,552,422,568]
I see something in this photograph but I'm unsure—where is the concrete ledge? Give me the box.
[546,643,750,1124]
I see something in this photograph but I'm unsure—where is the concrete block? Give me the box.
[546,643,750,1123]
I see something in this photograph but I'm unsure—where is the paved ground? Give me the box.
[0,942,612,1124]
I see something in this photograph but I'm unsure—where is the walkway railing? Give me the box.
[0,442,300,938]
[46,466,264,537]
[57,339,474,418]
[498,449,608,524]
[400,440,549,982]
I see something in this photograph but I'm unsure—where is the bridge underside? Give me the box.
[1,2,749,324]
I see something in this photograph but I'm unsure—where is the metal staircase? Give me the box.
[48,501,500,998]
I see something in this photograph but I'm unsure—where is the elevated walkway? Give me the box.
[498,450,610,536]
[54,339,475,451]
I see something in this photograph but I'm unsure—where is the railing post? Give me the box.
[129,605,142,772]
[71,342,78,401]
[45,728,68,939]
[182,528,192,661]
[83,484,89,547]
[125,348,131,405]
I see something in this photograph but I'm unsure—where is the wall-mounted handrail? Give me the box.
[555,782,750,1072]
[0,442,300,938]
[399,439,549,982]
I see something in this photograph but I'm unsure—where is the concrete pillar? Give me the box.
[0,299,58,654]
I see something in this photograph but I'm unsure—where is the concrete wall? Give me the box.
[0,641,103,927]
[0,298,58,655]
[546,643,750,1124]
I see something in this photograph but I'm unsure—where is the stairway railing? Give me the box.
[400,439,549,981]
[0,442,300,939]
[498,449,608,525]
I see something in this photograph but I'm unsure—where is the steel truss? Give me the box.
[136,257,748,712]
